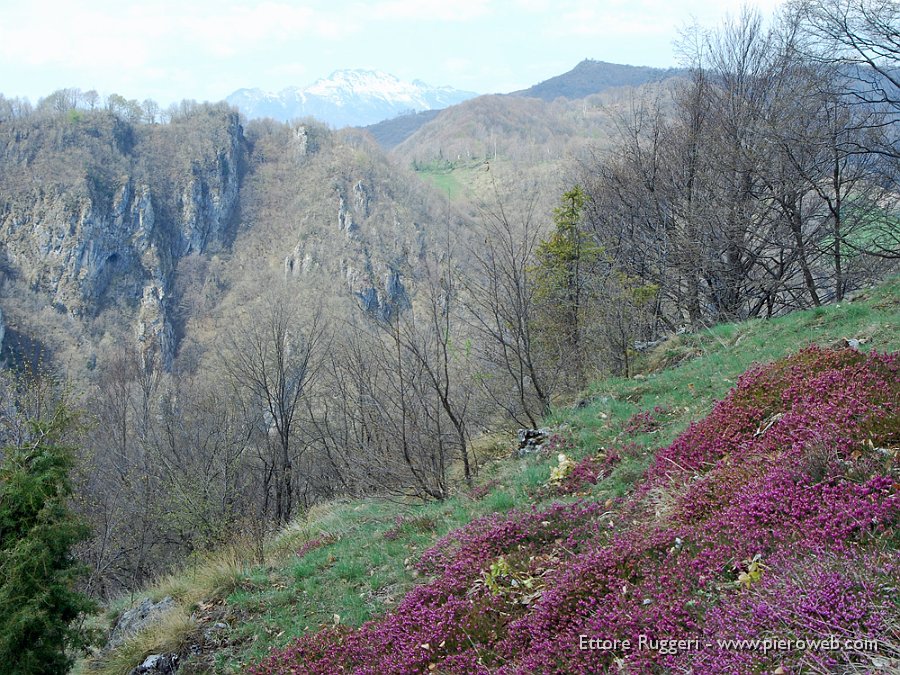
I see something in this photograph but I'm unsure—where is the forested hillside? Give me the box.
[510,58,685,101]
[83,275,900,675]
[0,1,897,673]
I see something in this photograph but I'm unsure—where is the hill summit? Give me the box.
[512,58,685,100]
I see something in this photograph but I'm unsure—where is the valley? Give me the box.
[0,2,898,672]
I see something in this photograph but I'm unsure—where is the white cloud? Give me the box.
[512,0,555,11]
[0,0,792,105]
[0,0,359,69]
[0,2,150,69]
[545,0,785,39]
[554,7,671,38]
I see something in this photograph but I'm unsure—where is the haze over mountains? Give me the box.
[226,69,478,127]
[511,59,685,101]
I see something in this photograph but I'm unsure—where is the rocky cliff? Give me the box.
[0,104,451,375]
[0,104,244,369]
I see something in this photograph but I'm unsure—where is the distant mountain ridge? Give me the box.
[366,60,685,150]
[227,70,477,127]
[511,59,686,101]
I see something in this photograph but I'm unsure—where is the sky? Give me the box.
[0,0,785,107]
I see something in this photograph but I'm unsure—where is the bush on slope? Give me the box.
[249,346,898,674]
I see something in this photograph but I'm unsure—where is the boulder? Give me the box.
[516,427,551,457]
[107,596,175,650]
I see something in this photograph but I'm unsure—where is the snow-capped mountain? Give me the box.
[227,70,478,127]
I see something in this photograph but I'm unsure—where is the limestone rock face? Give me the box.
[282,167,417,323]
[0,106,244,368]
[137,282,176,370]
[176,139,242,256]
[1,184,148,314]
[0,109,442,375]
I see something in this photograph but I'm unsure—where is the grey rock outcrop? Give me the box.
[517,427,551,457]
[129,653,179,674]
[107,596,175,650]
[352,264,410,322]
[337,194,360,238]
[283,172,415,323]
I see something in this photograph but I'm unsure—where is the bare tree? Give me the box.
[463,185,557,427]
[77,345,165,597]
[149,377,251,550]
[142,99,160,124]
[220,293,325,524]
[792,0,900,117]
[389,228,477,486]
[581,5,897,333]
[307,233,478,501]
[791,0,900,260]
[317,319,451,501]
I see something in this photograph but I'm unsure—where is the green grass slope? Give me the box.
[79,278,900,674]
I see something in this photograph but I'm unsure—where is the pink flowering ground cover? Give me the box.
[249,347,899,674]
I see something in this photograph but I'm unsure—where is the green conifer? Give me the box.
[0,404,93,674]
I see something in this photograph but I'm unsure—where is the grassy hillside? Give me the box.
[79,278,899,674]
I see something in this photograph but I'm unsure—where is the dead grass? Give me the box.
[84,608,195,675]
[154,539,252,608]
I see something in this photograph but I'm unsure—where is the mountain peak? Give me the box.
[227,71,477,127]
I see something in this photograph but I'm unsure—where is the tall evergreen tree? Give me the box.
[533,186,601,388]
[0,403,93,674]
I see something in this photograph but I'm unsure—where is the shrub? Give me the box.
[0,404,94,674]
[248,347,899,673]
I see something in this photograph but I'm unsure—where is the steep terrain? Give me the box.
[79,278,900,674]
[169,117,469,377]
[0,66,685,379]
[0,104,244,371]
[0,105,458,379]
[263,345,897,674]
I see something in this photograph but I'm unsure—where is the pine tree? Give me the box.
[533,186,601,388]
[0,403,93,674]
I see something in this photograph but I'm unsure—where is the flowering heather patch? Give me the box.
[556,455,600,494]
[555,449,622,495]
[467,478,501,501]
[690,550,897,673]
[543,430,576,455]
[623,405,671,434]
[250,347,899,674]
